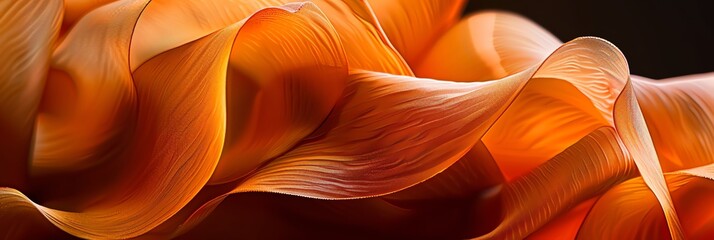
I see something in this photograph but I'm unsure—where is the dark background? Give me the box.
[464,0,714,79]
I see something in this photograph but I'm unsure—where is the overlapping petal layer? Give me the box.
[209,1,349,184]
[34,0,145,175]
[0,0,712,239]
[0,0,62,190]
[580,164,714,239]
[633,74,714,172]
[367,0,466,67]
[415,10,561,82]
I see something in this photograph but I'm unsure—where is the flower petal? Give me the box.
[60,0,117,36]
[0,0,62,189]
[148,70,526,238]
[132,37,683,239]
[614,81,684,239]
[33,0,147,174]
[479,38,683,239]
[106,3,346,238]
[415,11,561,82]
[1,8,238,238]
[234,69,523,199]
[479,127,635,239]
[579,164,714,239]
[131,0,411,75]
[231,40,681,238]
[130,0,290,70]
[0,188,72,239]
[367,0,466,66]
[527,198,598,240]
[383,141,504,202]
[633,74,714,172]
[311,0,413,75]
[209,2,348,184]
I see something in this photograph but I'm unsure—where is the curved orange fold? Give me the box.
[0,0,62,191]
[0,1,712,239]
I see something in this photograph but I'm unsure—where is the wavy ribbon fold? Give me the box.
[0,0,712,239]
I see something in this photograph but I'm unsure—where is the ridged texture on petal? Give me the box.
[0,0,709,238]
[367,0,466,66]
[580,164,714,239]
[633,74,714,172]
[0,0,62,190]
[130,0,290,70]
[527,198,598,240]
[410,12,700,236]
[504,38,681,239]
[116,4,350,238]
[481,127,635,239]
[210,2,348,184]
[234,70,523,199]
[310,0,413,75]
[60,0,117,36]
[383,141,504,202]
[161,71,525,235]
[482,37,627,180]
[614,82,684,239]
[158,38,683,240]
[0,10,237,238]
[33,0,147,173]
[415,11,561,82]
[0,188,72,239]
[132,0,411,75]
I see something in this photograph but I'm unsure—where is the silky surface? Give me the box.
[0,1,712,239]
